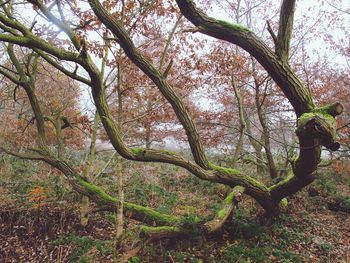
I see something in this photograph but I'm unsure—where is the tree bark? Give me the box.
[231,74,245,168]
[115,155,124,238]
[255,97,278,179]
[80,111,99,226]
[115,59,124,238]
[80,196,90,226]
[243,109,265,174]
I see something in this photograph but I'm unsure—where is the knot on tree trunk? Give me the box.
[296,103,343,151]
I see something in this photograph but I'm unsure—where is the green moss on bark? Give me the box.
[268,173,294,192]
[208,162,240,175]
[217,208,227,219]
[299,111,335,125]
[131,148,144,156]
[77,179,181,226]
[315,103,343,117]
[160,149,177,155]
[140,225,180,234]
[125,202,181,226]
[216,19,251,32]
[224,191,236,205]
[78,179,116,203]
[279,198,288,207]
[298,111,336,138]
[209,163,268,192]
[224,186,244,204]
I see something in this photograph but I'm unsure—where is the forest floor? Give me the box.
[0,186,349,262]
[0,164,349,262]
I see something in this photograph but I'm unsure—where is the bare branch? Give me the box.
[35,49,91,85]
[266,20,277,45]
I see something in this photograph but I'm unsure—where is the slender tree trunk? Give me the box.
[115,155,124,238]
[232,130,244,168]
[279,130,296,177]
[254,79,278,179]
[145,101,152,149]
[80,196,90,226]
[230,2,245,169]
[243,108,265,174]
[115,61,124,237]
[80,111,99,226]
[257,106,278,179]
[231,73,245,168]
[55,116,64,159]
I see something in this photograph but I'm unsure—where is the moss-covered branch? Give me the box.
[139,226,184,239]
[296,110,340,151]
[73,178,183,227]
[315,103,344,117]
[0,146,183,226]
[175,0,314,116]
[88,0,209,169]
[139,186,245,239]
[208,163,278,214]
[174,0,344,207]
[203,186,244,233]
[269,103,343,202]
[276,0,296,61]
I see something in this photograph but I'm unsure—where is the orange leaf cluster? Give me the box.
[27,186,47,208]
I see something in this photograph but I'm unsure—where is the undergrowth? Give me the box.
[1,157,349,262]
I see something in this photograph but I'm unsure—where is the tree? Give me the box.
[0,46,85,151]
[0,0,345,239]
